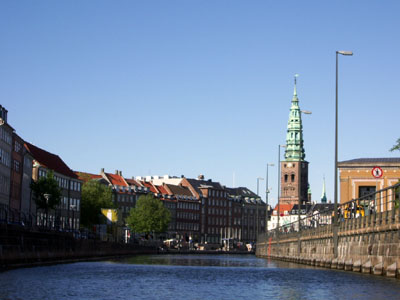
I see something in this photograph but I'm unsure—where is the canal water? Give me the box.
[1,254,399,300]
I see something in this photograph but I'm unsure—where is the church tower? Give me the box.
[280,76,310,206]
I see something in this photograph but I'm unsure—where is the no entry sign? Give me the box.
[371,166,383,178]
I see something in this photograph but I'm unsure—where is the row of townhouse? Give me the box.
[268,203,334,232]
[76,169,267,245]
[0,105,82,230]
[1,104,266,244]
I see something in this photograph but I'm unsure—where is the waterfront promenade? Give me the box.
[257,183,400,278]
[0,222,253,270]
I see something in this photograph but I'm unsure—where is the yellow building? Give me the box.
[338,158,400,206]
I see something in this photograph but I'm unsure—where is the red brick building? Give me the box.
[9,133,24,213]
[181,177,229,245]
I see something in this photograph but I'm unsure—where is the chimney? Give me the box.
[100,168,105,174]
[115,170,119,175]
[198,174,204,180]
[118,170,122,176]
[0,105,8,123]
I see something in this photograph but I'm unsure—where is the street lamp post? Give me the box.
[277,145,286,233]
[256,177,264,240]
[265,163,274,233]
[241,202,245,243]
[334,50,353,258]
[70,204,77,231]
[43,193,51,228]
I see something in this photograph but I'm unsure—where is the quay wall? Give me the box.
[257,209,400,278]
[0,224,157,270]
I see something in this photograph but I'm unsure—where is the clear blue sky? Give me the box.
[1,1,399,206]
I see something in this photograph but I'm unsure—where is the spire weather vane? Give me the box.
[294,73,299,85]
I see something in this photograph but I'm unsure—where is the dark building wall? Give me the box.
[20,151,33,216]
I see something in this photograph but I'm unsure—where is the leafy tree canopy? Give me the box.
[30,170,62,210]
[81,179,114,228]
[126,194,171,234]
[390,138,400,152]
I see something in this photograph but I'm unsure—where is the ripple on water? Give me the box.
[0,255,399,300]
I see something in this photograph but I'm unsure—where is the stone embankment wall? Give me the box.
[0,224,157,269]
[257,209,400,278]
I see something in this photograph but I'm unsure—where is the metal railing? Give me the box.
[0,203,36,229]
[262,182,400,242]
[0,204,126,242]
[0,204,80,234]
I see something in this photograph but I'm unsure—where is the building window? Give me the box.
[359,186,376,199]
[0,147,11,167]
[13,160,20,173]
[14,141,22,153]
[284,174,288,182]
[0,127,12,145]
[291,174,295,182]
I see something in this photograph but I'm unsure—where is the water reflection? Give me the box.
[0,255,399,300]
[118,254,324,270]
[119,254,274,268]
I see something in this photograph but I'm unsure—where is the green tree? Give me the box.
[126,194,171,234]
[30,170,62,224]
[395,180,400,210]
[80,179,114,228]
[390,138,400,152]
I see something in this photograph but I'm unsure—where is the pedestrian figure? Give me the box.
[369,200,375,215]
[351,201,356,219]
[338,206,343,222]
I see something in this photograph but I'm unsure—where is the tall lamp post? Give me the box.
[70,204,77,231]
[334,50,353,258]
[256,177,264,240]
[265,163,274,233]
[43,193,51,228]
[277,145,286,232]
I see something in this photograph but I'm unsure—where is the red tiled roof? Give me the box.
[25,142,77,179]
[125,178,142,187]
[166,184,193,197]
[142,181,158,194]
[274,204,294,213]
[157,185,169,195]
[74,171,103,183]
[105,173,128,186]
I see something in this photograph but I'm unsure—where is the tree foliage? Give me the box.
[390,138,400,152]
[30,170,62,210]
[395,180,400,210]
[126,194,171,234]
[81,179,114,228]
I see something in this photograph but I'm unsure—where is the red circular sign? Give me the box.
[371,167,383,178]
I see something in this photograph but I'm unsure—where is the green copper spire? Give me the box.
[321,176,327,203]
[284,75,305,161]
